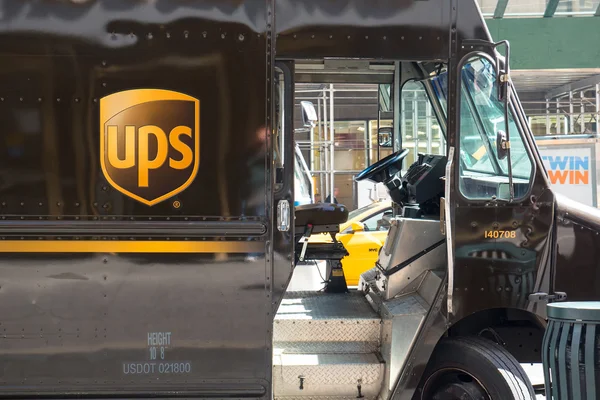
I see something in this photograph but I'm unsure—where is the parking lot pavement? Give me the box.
[289,262,548,398]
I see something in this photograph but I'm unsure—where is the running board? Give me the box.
[273,353,385,400]
[273,270,445,400]
[273,291,383,400]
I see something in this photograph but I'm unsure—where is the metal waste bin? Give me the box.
[542,302,600,400]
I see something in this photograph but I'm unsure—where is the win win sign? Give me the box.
[541,155,589,185]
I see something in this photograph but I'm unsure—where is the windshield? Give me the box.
[430,57,532,181]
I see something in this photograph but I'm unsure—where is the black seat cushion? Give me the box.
[295,203,349,227]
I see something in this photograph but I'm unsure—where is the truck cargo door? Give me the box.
[0,1,281,398]
[272,60,295,306]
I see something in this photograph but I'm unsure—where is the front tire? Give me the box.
[420,336,536,400]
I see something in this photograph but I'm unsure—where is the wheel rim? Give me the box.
[423,368,491,400]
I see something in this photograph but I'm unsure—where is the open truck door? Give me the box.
[444,40,558,322]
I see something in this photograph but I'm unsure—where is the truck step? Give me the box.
[273,352,384,400]
[274,291,381,348]
[274,341,379,354]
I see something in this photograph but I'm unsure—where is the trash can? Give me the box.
[542,302,600,400]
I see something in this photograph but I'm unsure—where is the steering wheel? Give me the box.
[355,148,410,183]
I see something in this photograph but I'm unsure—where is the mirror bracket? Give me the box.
[300,101,317,128]
[496,130,509,161]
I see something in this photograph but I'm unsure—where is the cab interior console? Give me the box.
[355,150,447,220]
[398,154,447,219]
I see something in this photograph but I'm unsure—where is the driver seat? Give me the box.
[294,203,349,237]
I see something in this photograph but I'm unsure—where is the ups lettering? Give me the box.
[106,125,193,187]
[99,89,200,206]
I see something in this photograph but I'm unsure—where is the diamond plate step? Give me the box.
[274,341,379,354]
[273,353,384,400]
[274,291,381,346]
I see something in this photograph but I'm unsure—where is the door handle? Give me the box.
[277,200,290,232]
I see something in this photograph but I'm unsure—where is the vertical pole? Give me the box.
[581,91,586,134]
[364,121,369,168]
[546,99,551,135]
[596,84,600,135]
[376,83,381,163]
[569,91,575,134]
[557,99,561,134]
[312,100,318,172]
[329,84,335,201]
[413,90,419,158]
[322,89,329,198]
[401,88,406,153]
[393,61,401,152]
[367,121,372,166]
[439,126,445,155]
[377,109,381,162]
[319,97,325,198]
[426,95,432,154]
[317,97,321,172]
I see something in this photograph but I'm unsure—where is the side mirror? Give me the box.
[349,221,365,234]
[378,127,393,148]
[300,101,317,128]
[496,130,509,160]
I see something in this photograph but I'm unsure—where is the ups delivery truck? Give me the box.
[1,1,600,399]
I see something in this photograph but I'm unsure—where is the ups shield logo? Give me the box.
[100,89,200,206]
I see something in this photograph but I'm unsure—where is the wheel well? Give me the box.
[445,308,546,364]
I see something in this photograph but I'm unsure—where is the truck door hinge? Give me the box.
[439,197,446,235]
[528,292,567,303]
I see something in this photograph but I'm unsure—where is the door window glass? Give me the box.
[458,55,533,201]
[401,81,446,168]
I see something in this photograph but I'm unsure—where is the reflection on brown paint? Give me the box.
[0,41,265,218]
[0,240,264,253]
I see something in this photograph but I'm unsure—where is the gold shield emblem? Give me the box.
[100,89,200,206]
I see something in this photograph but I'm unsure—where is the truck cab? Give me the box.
[1,1,600,400]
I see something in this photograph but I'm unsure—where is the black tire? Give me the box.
[420,336,536,400]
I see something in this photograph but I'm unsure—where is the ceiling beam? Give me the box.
[493,0,509,19]
[545,74,600,99]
